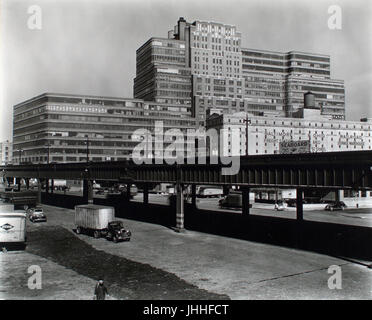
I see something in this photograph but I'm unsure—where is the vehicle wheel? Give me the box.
[93,231,100,239]
[76,227,82,234]
[113,236,118,243]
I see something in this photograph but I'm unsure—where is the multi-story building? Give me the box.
[0,140,12,165]
[206,110,372,157]
[134,17,345,125]
[133,37,193,119]
[12,93,196,164]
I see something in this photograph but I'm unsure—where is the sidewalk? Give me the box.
[253,199,372,211]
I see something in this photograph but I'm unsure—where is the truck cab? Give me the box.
[105,221,131,243]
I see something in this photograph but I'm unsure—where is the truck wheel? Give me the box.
[93,231,100,239]
[113,236,118,243]
[76,227,82,234]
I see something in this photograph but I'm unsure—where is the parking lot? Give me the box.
[1,204,371,300]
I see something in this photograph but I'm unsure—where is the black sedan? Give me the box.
[325,201,347,211]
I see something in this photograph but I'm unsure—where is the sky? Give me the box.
[0,0,371,141]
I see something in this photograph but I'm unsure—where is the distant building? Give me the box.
[207,109,372,156]
[12,93,196,164]
[0,140,12,165]
[134,17,345,126]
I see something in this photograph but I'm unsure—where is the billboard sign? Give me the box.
[279,140,310,154]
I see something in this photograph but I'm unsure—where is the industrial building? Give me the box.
[134,17,345,125]
[206,93,371,157]
[12,93,196,164]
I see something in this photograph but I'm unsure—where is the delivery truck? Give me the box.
[197,186,224,198]
[74,204,131,242]
[0,209,27,249]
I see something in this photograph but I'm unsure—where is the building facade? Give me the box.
[207,111,372,156]
[12,93,196,164]
[134,17,345,126]
[0,140,12,165]
[133,37,193,119]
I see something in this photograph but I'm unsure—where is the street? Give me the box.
[49,190,372,228]
[132,193,372,228]
[1,203,371,300]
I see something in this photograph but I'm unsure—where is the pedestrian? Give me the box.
[93,278,109,300]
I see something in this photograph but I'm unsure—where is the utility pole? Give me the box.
[243,114,251,156]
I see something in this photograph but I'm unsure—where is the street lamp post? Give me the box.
[243,114,251,156]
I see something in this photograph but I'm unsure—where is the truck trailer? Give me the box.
[74,204,131,242]
[0,208,27,249]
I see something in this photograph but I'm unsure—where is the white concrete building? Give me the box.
[206,110,372,156]
[0,140,12,165]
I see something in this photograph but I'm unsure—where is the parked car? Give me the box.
[274,201,285,211]
[325,201,347,211]
[28,207,47,223]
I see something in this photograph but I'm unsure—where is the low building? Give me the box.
[206,109,372,156]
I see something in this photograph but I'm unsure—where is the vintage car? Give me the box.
[104,221,131,243]
[325,201,347,211]
[28,207,47,223]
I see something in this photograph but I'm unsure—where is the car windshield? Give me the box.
[110,222,123,229]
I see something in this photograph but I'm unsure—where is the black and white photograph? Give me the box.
[0,0,371,307]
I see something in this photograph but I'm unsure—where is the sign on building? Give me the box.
[279,140,310,154]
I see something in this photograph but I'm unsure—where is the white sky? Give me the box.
[1,0,371,141]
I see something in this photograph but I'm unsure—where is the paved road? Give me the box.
[129,193,372,228]
[48,190,372,227]
[12,204,372,300]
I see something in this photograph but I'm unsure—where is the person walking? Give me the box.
[94,278,109,300]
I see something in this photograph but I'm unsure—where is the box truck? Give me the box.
[0,210,27,248]
[74,204,131,242]
[197,186,224,198]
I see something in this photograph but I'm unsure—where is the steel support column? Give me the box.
[175,183,185,231]
[223,185,230,195]
[242,187,250,216]
[126,183,131,200]
[143,184,149,204]
[83,180,93,204]
[37,179,42,204]
[296,188,304,221]
[191,184,196,208]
